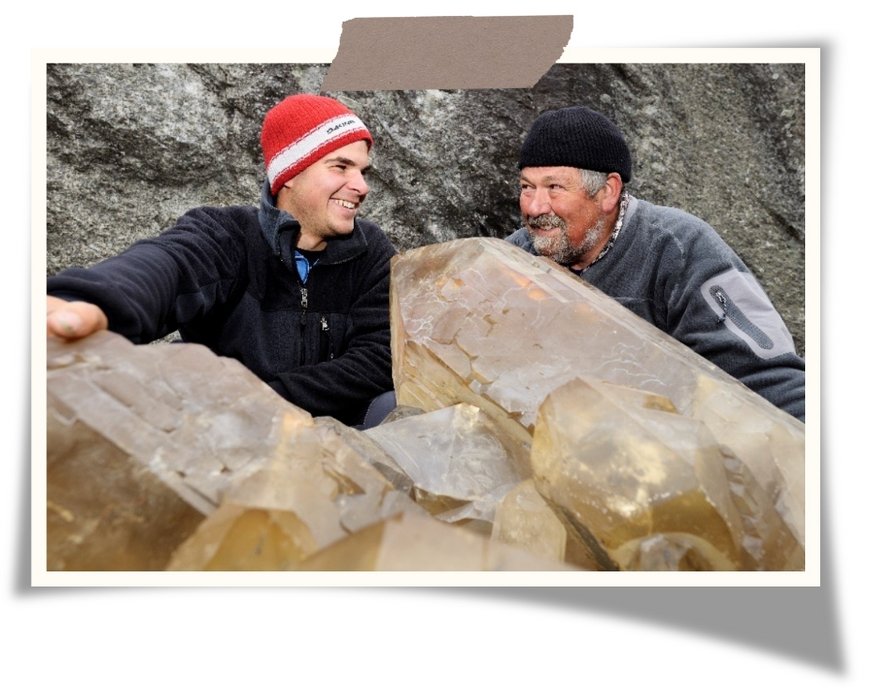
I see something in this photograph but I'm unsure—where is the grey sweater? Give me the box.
[506,195,805,421]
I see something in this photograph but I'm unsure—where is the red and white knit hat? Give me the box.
[261,94,373,196]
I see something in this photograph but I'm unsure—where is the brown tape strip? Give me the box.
[322,16,573,91]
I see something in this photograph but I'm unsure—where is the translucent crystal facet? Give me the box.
[365,403,529,529]
[490,480,568,565]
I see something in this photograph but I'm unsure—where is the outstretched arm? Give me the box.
[47,207,247,344]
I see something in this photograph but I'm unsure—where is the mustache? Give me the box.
[524,214,566,230]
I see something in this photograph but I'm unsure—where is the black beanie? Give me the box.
[519,106,632,183]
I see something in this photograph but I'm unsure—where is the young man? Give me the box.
[47,94,396,427]
[507,106,805,421]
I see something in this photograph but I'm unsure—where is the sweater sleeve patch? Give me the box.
[700,268,796,359]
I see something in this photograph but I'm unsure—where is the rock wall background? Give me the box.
[44,62,806,354]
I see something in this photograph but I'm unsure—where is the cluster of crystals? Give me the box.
[45,238,805,572]
[390,238,805,571]
[47,332,572,571]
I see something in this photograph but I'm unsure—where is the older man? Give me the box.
[506,106,805,421]
[47,94,396,427]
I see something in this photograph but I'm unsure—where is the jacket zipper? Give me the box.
[299,285,308,363]
[709,284,775,350]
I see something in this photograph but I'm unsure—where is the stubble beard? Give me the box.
[525,213,607,267]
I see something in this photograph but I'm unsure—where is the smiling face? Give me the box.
[519,166,621,269]
[277,140,371,251]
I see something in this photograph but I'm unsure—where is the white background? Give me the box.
[5,2,864,698]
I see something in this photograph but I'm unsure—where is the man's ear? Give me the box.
[599,172,623,214]
[276,180,295,211]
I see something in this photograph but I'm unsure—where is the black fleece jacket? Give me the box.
[48,184,397,425]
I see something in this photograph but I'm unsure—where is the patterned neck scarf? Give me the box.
[576,190,630,276]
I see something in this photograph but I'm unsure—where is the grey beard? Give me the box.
[525,214,607,266]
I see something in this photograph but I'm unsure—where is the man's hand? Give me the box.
[47,296,109,339]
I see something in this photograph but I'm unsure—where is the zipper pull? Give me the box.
[714,288,728,323]
[320,315,333,360]
[300,287,308,326]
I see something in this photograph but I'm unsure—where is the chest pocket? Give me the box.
[316,312,349,362]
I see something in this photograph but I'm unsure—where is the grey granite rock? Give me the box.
[45,62,806,354]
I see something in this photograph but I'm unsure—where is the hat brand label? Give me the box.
[327,118,358,134]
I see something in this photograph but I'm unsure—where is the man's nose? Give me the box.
[350,170,369,196]
[524,188,551,216]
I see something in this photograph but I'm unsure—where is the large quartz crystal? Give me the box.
[47,331,312,570]
[390,238,805,571]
